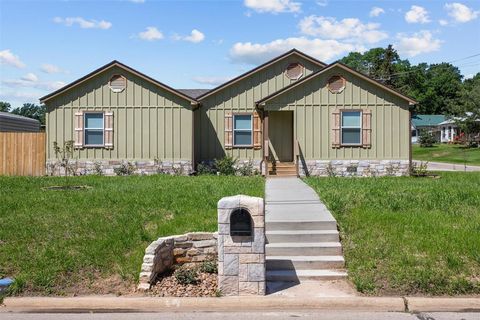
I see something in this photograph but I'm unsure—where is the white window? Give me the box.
[84,113,104,146]
[233,114,252,146]
[341,111,362,145]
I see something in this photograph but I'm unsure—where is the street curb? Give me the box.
[406,297,480,313]
[1,296,406,313]
[1,296,479,313]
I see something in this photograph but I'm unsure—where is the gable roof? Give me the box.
[177,89,210,99]
[196,49,327,100]
[39,60,198,104]
[256,61,417,106]
[412,115,447,127]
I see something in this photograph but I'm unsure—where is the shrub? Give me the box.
[419,129,436,147]
[199,260,218,274]
[237,160,258,176]
[214,156,237,176]
[410,161,429,176]
[114,161,135,176]
[174,267,199,285]
[196,162,216,175]
[93,161,104,176]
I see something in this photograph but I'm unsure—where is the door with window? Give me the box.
[269,111,293,162]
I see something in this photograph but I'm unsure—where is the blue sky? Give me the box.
[1,0,479,108]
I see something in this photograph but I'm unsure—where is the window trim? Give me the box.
[340,110,362,146]
[233,113,253,148]
[83,112,105,147]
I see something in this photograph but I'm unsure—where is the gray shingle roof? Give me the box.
[177,89,210,99]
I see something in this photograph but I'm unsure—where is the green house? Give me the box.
[41,49,416,177]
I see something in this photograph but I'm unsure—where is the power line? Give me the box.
[448,53,480,64]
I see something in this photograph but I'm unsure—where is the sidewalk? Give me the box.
[2,296,479,313]
[413,160,480,172]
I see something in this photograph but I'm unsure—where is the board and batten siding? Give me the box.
[45,66,193,161]
[196,53,323,161]
[264,66,411,160]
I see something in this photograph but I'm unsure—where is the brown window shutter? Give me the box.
[253,111,262,149]
[331,109,341,148]
[225,112,233,149]
[104,112,114,148]
[362,109,372,148]
[74,111,84,148]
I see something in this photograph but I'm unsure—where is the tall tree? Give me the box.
[11,103,46,125]
[0,101,11,112]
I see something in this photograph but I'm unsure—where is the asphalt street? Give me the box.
[0,312,479,320]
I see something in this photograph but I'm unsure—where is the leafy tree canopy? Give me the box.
[0,101,11,112]
[10,103,46,125]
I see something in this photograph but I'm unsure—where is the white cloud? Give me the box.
[172,29,205,43]
[395,31,442,57]
[316,0,328,7]
[370,7,385,17]
[298,16,388,44]
[21,73,38,82]
[244,0,301,13]
[192,76,233,86]
[40,63,65,74]
[439,19,449,26]
[445,2,479,23]
[230,37,361,65]
[2,76,65,91]
[138,27,164,41]
[129,0,145,3]
[405,5,430,23]
[0,91,41,103]
[53,17,112,29]
[0,49,26,68]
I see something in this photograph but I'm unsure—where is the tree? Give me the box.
[11,103,46,125]
[0,101,11,112]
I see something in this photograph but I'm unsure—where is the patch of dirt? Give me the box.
[149,265,217,297]
[42,185,92,191]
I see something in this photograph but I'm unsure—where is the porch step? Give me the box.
[266,220,338,231]
[266,255,345,270]
[266,242,343,256]
[268,162,297,177]
[266,269,348,281]
[266,230,339,243]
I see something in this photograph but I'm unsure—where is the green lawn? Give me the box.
[413,143,480,166]
[0,175,264,295]
[305,172,480,296]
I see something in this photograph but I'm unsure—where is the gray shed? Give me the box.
[0,112,40,132]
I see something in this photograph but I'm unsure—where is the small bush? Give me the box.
[174,267,199,285]
[214,156,237,176]
[114,161,135,176]
[200,260,218,274]
[410,161,429,176]
[237,160,258,176]
[419,129,436,147]
[93,161,104,176]
[196,162,216,175]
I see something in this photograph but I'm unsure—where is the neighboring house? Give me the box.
[40,49,415,177]
[438,119,458,143]
[411,114,445,144]
[0,112,40,132]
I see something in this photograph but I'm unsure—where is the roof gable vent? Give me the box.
[285,62,304,80]
[327,75,346,93]
[109,75,126,93]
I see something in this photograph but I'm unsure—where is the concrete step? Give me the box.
[266,269,348,281]
[266,255,345,270]
[266,242,343,256]
[266,220,338,231]
[266,230,339,243]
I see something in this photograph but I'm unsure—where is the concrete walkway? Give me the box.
[265,177,347,284]
[413,160,480,172]
[265,177,336,223]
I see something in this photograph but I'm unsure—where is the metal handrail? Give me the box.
[294,139,300,177]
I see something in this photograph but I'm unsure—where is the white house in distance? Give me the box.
[438,119,459,143]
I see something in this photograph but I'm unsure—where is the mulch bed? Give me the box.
[149,264,218,297]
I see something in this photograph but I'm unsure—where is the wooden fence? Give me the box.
[0,132,46,176]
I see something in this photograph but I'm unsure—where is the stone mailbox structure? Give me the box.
[217,195,265,296]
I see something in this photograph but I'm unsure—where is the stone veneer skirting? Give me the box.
[138,232,217,290]
[46,159,193,176]
[300,159,410,177]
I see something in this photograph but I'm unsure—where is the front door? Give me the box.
[269,111,293,162]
